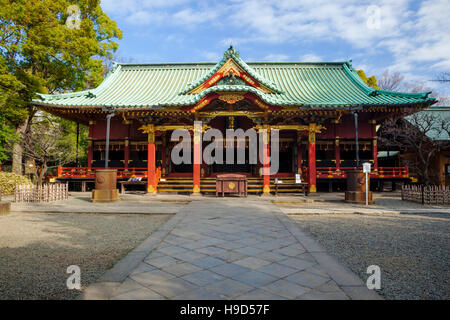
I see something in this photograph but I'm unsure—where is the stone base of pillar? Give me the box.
[261,185,272,196]
[191,185,202,197]
[147,185,157,194]
[91,189,119,202]
[345,191,374,205]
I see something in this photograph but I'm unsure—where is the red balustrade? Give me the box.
[57,167,148,179]
[57,166,409,180]
[316,167,409,179]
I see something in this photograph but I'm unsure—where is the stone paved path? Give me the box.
[83,199,381,300]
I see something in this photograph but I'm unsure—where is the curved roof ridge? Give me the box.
[343,62,433,100]
[36,64,123,101]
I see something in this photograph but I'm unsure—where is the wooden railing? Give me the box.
[14,183,69,203]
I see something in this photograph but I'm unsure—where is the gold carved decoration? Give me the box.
[241,74,255,85]
[192,99,210,111]
[309,131,316,144]
[229,116,234,129]
[218,92,245,104]
[254,99,269,110]
[208,74,221,85]
[139,124,155,144]
[228,182,236,190]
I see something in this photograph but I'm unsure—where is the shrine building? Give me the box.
[32,46,436,194]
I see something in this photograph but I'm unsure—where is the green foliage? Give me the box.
[0,114,18,162]
[0,0,121,163]
[356,69,380,89]
[0,171,32,195]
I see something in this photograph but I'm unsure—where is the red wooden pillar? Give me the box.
[192,126,201,194]
[335,137,341,170]
[373,138,378,171]
[260,128,271,194]
[124,139,129,170]
[308,125,317,193]
[297,131,302,174]
[147,126,156,194]
[370,120,378,171]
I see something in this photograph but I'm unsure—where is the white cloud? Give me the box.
[264,54,289,61]
[102,0,450,78]
[202,51,221,61]
[227,0,449,75]
[300,54,322,61]
[125,11,165,26]
[101,0,191,15]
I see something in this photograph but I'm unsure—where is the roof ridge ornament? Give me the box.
[224,44,239,59]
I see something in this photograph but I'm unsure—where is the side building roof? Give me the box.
[406,106,450,141]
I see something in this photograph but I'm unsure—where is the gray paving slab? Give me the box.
[191,256,226,269]
[233,257,272,269]
[285,270,330,288]
[82,198,381,300]
[209,263,252,278]
[231,270,278,287]
[163,262,203,277]
[278,257,316,271]
[203,279,254,299]
[111,286,164,300]
[173,288,225,300]
[257,262,299,278]
[146,277,198,298]
[263,279,310,299]
[181,270,226,286]
[235,288,287,300]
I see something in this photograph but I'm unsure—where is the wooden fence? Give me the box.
[401,184,450,205]
[14,183,69,203]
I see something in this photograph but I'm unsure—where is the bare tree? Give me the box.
[378,70,405,91]
[379,111,450,185]
[21,115,76,184]
[433,72,450,83]
[101,55,136,77]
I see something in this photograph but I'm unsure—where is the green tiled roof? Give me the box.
[406,106,450,141]
[180,46,282,94]
[33,48,436,110]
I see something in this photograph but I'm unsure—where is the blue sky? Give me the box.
[101,0,450,97]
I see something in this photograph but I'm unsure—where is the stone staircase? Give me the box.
[157,177,303,194]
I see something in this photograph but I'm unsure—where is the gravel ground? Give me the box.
[290,212,450,300]
[0,212,171,300]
